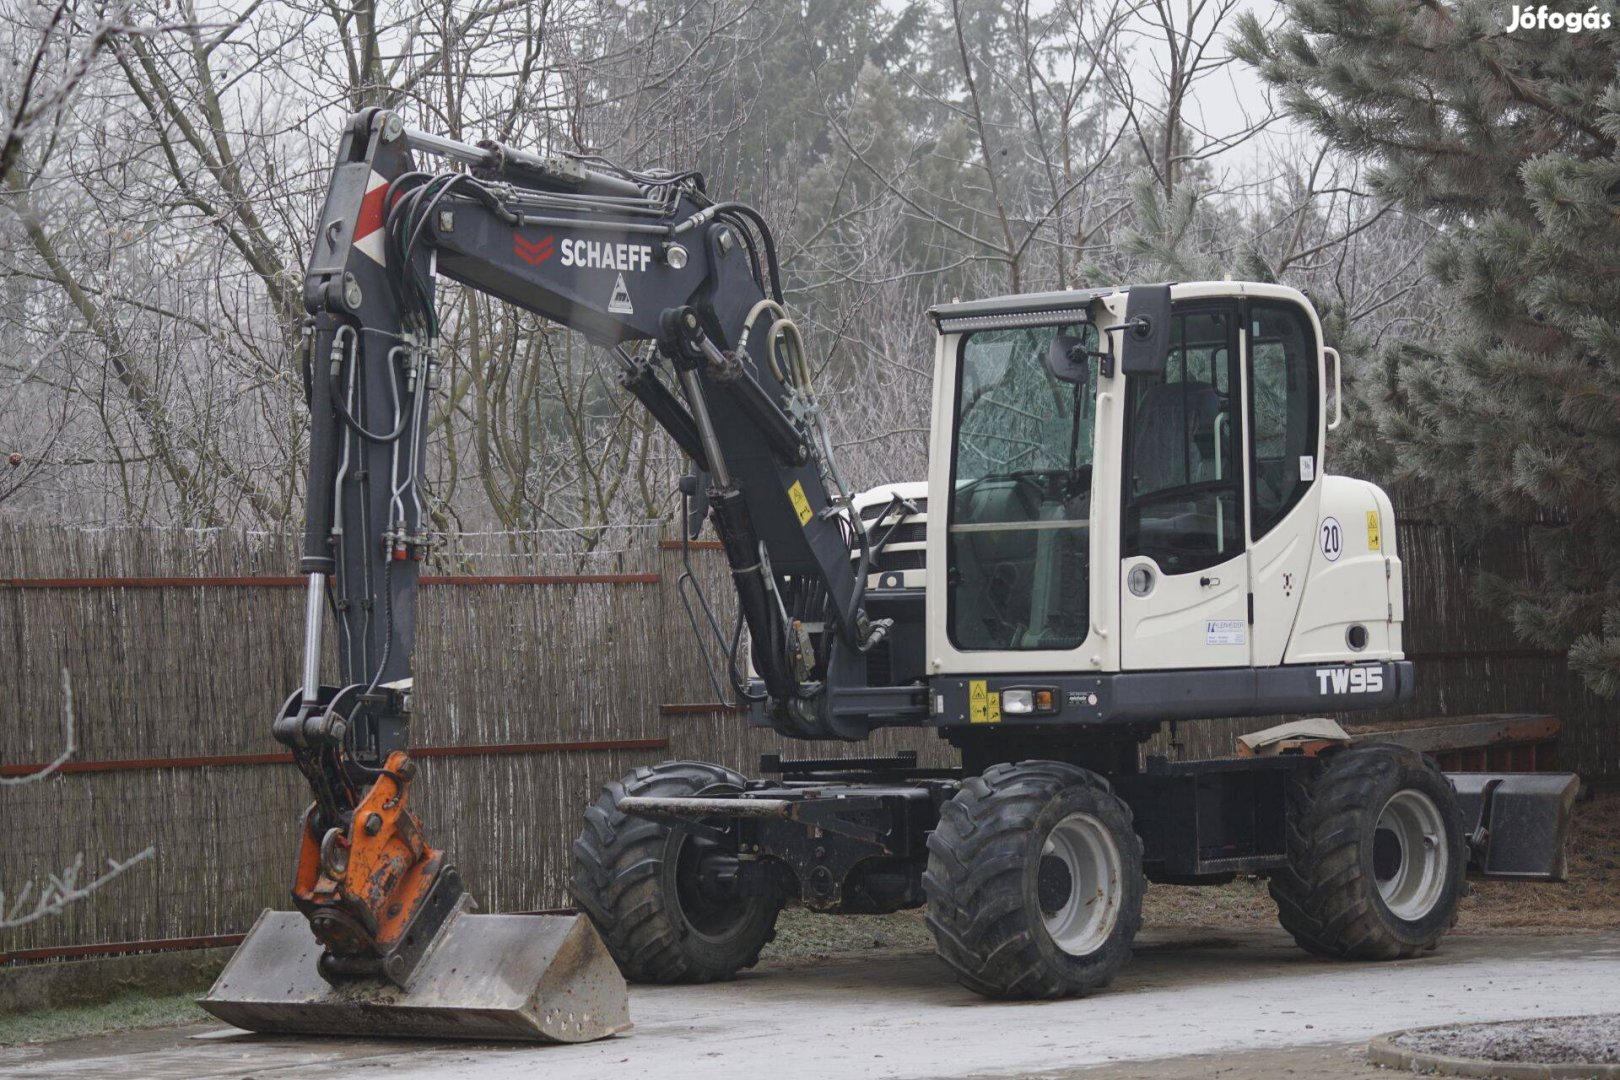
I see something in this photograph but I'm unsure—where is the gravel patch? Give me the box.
[1394,1015,1620,1065]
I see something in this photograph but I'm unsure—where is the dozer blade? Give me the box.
[1449,771,1581,880]
[198,908,630,1042]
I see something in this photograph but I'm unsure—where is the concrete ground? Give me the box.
[1,928,1615,1080]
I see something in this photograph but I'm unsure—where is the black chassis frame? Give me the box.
[696,650,1416,911]
[626,743,1331,915]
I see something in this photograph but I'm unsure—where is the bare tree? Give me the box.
[0,1,189,189]
[0,0,1434,534]
[0,2,197,516]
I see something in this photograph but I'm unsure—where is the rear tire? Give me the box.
[924,760,1144,999]
[1270,743,1466,959]
[570,760,782,983]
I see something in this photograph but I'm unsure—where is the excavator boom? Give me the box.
[201,108,883,1040]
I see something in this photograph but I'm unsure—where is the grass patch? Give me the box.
[762,907,933,962]
[1143,874,1279,930]
[0,992,208,1046]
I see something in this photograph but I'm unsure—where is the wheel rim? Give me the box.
[1037,811,1123,956]
[1373,789,1449,921]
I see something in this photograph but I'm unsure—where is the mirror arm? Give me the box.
[1096,320,1154,378]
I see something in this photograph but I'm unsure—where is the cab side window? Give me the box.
[1122,307,1242,574]
[1248,303,1319,539]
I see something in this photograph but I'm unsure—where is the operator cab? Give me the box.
[893,282,1408,727]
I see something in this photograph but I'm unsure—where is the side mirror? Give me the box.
[1119,284,1172,378]
[1045,335,1088,383]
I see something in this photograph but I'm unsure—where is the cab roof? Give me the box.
[927,281,1313,334]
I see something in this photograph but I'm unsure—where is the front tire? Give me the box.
[1270,743,1466,959]
[570,760,782,983]
[924,761,1144,999]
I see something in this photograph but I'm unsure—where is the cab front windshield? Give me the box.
[947,323,1097,651]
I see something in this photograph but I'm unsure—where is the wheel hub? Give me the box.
[1037,854,1074,913]
[673,832,751,940]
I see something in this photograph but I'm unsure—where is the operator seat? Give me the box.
[1131,381,1224,494]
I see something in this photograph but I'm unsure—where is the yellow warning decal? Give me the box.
[1366,510,1381,552]
[788,480,813,527]
[969,680,1001,724]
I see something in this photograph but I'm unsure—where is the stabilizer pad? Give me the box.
[199,908,631,1042]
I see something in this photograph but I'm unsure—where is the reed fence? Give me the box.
[0,517,1612,960]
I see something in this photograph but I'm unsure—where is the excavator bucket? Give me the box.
[199,907,630,1042]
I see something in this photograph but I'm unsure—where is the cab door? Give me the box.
[1244,299,1323,665]
[1118,303,1251,669]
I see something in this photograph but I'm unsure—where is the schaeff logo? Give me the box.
[1506,5,1612,32]
[560,238,655,272]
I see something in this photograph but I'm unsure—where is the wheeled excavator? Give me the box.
[200,110,1579,1040]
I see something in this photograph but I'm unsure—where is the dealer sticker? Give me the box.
[1205,619,1246,645]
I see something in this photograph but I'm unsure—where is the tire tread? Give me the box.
[923,760,1143,1000]
[1269,743,1463,960]
[570,760,780,984]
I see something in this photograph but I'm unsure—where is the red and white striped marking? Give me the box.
[352,169,390,265]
